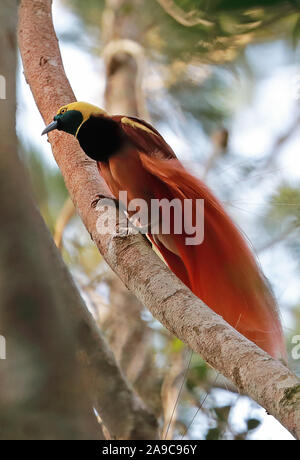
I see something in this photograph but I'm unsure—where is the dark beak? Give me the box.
[41,120,58,136]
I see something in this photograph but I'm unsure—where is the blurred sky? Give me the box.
[16,0,299,440]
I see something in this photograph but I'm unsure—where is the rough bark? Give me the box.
[15,0,158,441]
[18,0,300,439]
[0,0,100,440]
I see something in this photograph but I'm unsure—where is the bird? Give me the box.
[42,101,286,360]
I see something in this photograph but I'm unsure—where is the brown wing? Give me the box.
[111,115,177,160]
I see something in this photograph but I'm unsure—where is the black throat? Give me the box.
[77,115,126,162]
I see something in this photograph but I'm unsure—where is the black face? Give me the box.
[54,110,84,136]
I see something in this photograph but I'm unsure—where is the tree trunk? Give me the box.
[0,0,101,440]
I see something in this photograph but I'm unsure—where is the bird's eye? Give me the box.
[60,108,67,114]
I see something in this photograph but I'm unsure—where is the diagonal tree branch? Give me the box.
[18,0,300,439]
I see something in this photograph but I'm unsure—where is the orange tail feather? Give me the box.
[140,154,286,360]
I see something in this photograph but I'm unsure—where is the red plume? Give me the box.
[99,142,286,360]
[139,154,286,360]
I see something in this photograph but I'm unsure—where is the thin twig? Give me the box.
[257,224,299,254]
[54,196,75,250]
[156,0,214,27]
